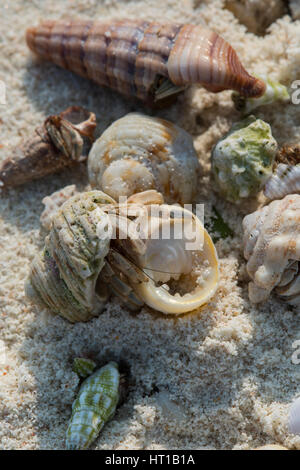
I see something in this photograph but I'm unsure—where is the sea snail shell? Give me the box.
[26,190,219,321]
[243,194,300,306]
[26,19,265,104]
[66,362,122,450]
[88,113,200,204]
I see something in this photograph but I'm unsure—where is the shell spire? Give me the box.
[26,19,265,104]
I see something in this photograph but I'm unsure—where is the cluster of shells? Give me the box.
[26,114,219,322]
[10,16,299,449]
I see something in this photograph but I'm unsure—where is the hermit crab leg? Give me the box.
[26,19,265,104]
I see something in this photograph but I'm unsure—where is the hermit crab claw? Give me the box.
[110,203,219,315]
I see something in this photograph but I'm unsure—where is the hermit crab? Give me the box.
[211,116,277,203]
[0,107,96,189]
[233,76,289,114]
[26,190,219,322]
[243,194,300,306]
[26,19,265,105]
[88,113,200,204]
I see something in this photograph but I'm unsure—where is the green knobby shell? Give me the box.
[233,76,290,114]
[211,116,278,203]
[73,358,97,378]
[66,362,120,450]
[26,191,115,322]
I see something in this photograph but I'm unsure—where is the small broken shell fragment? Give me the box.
[26,191,115,322]
[72,358,97,379]
[40,185,79,232]
[212,116,277,202]
[243,194,300,305]
[0,106,96,189]
[290,0,300,20]
[88,113,200,204]
[225,0,287,35]
[289,396,300,435]
[233,76,289,114]
[66,362,122,450]
[253,445,288,451]
[264,144,300,200]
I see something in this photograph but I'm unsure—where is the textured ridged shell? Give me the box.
[88,113,200,204]
[289,396,300,435]
[26,19,265,104]
[73,358,97,379]
[243,194,300,305]
[40,184,78,231]
[26,191,115,322]
[264,164,300,200]
[66,362,120,450]
[212,116,277,202]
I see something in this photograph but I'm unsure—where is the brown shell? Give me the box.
[26,19,265,104]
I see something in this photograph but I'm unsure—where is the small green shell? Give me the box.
[26,191,115,322]
[66,362,120,450]
[233,76,290,114]
[211,116,277,203]
[73,358,97,378]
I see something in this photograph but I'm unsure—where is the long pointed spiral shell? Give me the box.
[243,194,300,305]
[66,362,120,450]
[26,19,265,104]
[88,113,200,204]
[26,191,115,322]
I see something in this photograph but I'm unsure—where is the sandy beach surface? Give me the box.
[0,0,300,450]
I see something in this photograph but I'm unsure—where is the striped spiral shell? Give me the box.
[26,19,265,104]
[66,362,120,450]
[88,113,200,204]
[243,194,300,306]
[26,191,115,322]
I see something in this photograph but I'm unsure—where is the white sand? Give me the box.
[0,0,300,450]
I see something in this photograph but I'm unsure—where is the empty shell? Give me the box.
[88,113,200,204]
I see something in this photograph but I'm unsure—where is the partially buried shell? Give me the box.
[211,116,277,203]
[27,189,219,321]
[88,113,200,204]
[26,19,265,105]
[66,362,123,450]
[264,144,300,200]
[243,194,300,305]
